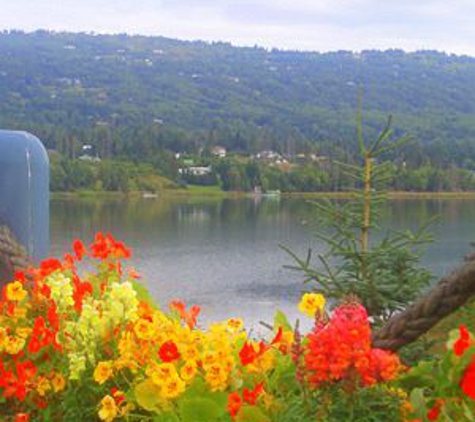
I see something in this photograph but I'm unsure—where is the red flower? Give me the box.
[72,275,93,312]
[427,399,443,421]
[27,316,59,354]
[454,324,471,356]
[14,414,29,422]
[461,359,475,399]
[73,239,87,260]
[111,387,126,405]
[90,232,131,260]
[158,341,180,363]
[37,258,62,278]
[227,392,242,419]
[243,382,264,405]
[0,360,37,401]
[239,341,267,366]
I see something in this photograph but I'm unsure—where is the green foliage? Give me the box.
[398,326,475,421]
[2,31,475,192]
[269,383,404,422]
[50,154,176,192]
[285,113,432,321]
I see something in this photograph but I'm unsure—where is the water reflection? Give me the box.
[51,196,475,326]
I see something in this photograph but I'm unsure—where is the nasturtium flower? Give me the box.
[228,392,243,419]
[454,324,471,356]
[150,363,178,385]
[427,399,443,421]
[158,340,180,363]
[73,239,87,260]
[134,318,155,340]
[94,361,114,385]
[5,336,25,355]
[36,377,51,397]
[160,375,186,399]
[51,373,66,392]
[298,293,325,317]
[205,363,229,391]
[98,395,118,422]
[226,318,244,333]
[0,327,7,350]
[180,360,198,382]
[461,359,475,399]
[5,281,27,302]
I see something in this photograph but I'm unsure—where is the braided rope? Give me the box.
[373,254,475,351]
[0,225,30,284]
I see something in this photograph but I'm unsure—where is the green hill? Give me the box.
[1,30,475,167]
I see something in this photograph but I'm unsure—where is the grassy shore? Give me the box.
[51,188,475,201]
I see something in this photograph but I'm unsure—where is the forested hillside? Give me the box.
[1,30,475,192]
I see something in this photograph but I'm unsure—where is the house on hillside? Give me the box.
[178,166,212,176]
[255,150,288,165]
[211,146,227,158]
[78,144,101,162]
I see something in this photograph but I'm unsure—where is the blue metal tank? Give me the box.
[0,130,49,263]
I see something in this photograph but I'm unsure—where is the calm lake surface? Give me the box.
[51,196,475,328]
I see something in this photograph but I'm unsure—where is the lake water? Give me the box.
[50,196,475,328]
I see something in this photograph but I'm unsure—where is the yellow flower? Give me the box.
[16,327,32,339]
[0,327,7,350]
[298,293,325,317]
[98,395,118,422]
[51,372,66,392]
[180,360,197,382]
[226,318,244,333]
[133,318,155,340]
[36,377,51,396]
[205,363,229,391]
[94,361,114,385]
[6,281,27,301]
[13,307,28,320]
[151,363,178,385]
[5,336,25,354]
[160,375,186,399]
[181,345,199,361]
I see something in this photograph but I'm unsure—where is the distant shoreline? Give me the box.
[50,189,475,200]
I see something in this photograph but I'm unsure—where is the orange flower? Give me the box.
[169,301,201,329]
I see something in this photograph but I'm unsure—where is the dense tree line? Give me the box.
[2,30,475,192]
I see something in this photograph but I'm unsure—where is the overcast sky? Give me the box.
[1,0,474,55]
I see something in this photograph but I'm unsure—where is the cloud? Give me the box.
[1,0,475,55]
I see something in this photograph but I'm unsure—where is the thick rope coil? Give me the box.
[373,253,475,351]
[0,225,30,284]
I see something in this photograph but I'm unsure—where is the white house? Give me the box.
[211,146,227,158]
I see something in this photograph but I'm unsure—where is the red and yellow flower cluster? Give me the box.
[0,234,408,421]
[304,302,401,387]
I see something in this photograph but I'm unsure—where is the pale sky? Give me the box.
[1,0,474,55]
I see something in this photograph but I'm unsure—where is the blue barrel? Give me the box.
[0,130,49,263]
